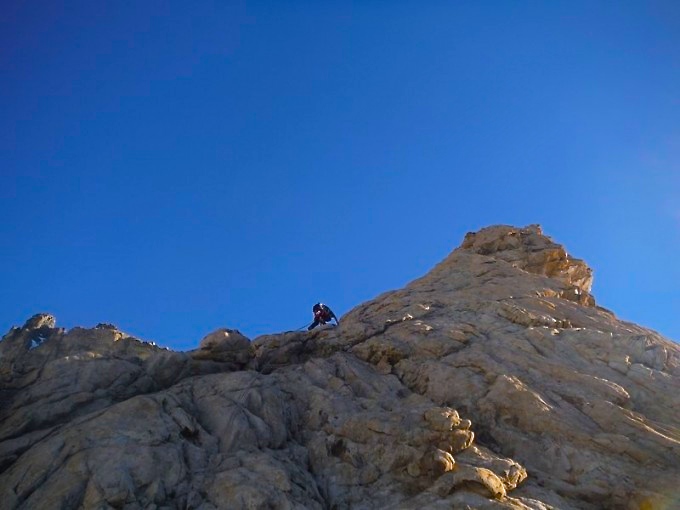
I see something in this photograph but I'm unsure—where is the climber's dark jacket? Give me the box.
[308,303,338,330]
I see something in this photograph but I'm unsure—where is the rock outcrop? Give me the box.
[1,225,679,509]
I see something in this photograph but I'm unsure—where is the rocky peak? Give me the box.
[1,225,678,510]
[22,313,56,330]
[459,224,593,294]
[0,313,61,375]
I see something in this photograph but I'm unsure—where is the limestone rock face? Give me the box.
[459,225,594,304]
[1,225,679,510]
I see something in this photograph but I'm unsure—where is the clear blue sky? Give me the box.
[2,1,679,350]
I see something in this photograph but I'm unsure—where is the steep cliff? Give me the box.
[1,225,679,509]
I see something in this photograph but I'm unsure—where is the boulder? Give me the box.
[192,328,252,365]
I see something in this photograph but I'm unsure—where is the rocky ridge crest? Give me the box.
[1,225,679,509]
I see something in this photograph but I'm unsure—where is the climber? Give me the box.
[307,303,338,330]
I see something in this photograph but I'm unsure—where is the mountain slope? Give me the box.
[1,225,678,509]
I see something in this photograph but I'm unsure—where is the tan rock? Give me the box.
[431,465,507,499]
[2,224,679,509]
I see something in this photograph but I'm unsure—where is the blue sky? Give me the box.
[2,1,678,350]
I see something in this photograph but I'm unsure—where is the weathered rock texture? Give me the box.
[1,224,679,510]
